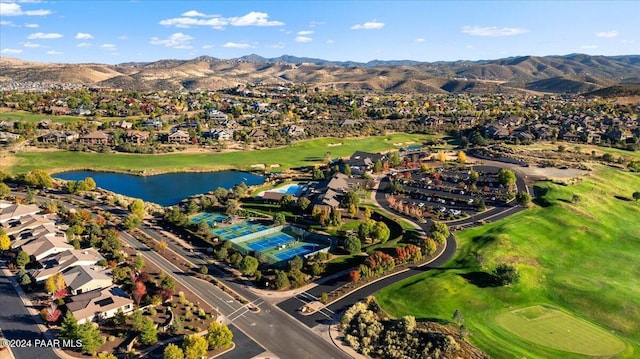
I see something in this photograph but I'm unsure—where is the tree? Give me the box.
[130,309,144,332]
[123,214,142,229]
[493,263,520,286]
[206,321,233,349]
[273,212,286,225]
[77,322,102,354]
[280,194,294,209]
[274,270,290,289]
[97,353,117,359]
[436,150,447,163]
[140,317,158,345]
[23,169,53,188]
[0,182,10,199]
[164,343,184,359]
[128,198,145,218]
[498,168,517,186]
[343,190,360,208]
[45,273,64,293]
[342,164,352,176]
[457,151,467,163]
[16,250,30,268]
[389,151,401,167]
[0,229,10,251]
[349,269,360,282]
[633,191,640,201]
[20,273,31,286]
[113,308,126,327]
[134,254,146,270]
[182,334,208,359]
[157,240,168,253]
[132,281,147,305]
[312,167,325,180]
[44,302,62,323]
[344,236,362,254]
[373,159,383,173]
[452,309,465,325]
[297,197,311,211]
[348,203,357,218]
[372,221,390,243]
[320,292,328,304]
[516,191,531,206]
[363,207,371,220]
[239,255,259,276]
[288,256,303,271]
[59,312,79,340]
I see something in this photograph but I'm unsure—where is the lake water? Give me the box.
[53,170,265,206]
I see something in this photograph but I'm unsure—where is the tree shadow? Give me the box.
[614,195,632,202]
[459,271,499,288]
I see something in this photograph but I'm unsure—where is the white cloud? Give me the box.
[149,32,193,49]
[595,30,618,38]
[22,41,41,47]
[0,20,15,26]
[228,11,284,26]
[1,48,23,54]
[77,42,91,48]
[309,21,324,27]
[0,2,51,16]
[75,32,93,40]
[222,42,252,49]
[202,44,213,49]
[101,43,116,51]
[461,26,528,37]
[27,32,62,39]
[24,23,37,27]
[351,20,384,30]
[295,36,313,43]
[415,38,425,43]
[620,39,635,44]
[326,39,334,44]
[117,35,128,40]
[267,42,285,49]
[181,10,209,17]
[46,50,62,55]
[160,11,284,29]
[581,45,599,49]
[297,30,313,36]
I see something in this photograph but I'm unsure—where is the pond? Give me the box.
[53,170,265,206]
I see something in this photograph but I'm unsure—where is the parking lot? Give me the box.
[389,165,514,221]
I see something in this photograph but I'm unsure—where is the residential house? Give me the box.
[286,125,305,137]
[0,131,20,143]
[20,235,74,262]
[142,119,163,129]
[63,266,113,295]
[124,131,149,144]
[167,130,190,143]
[0,203,40,224]
[248,128,268,141]
[67,286,133,324]
[348,151,386,172]
[38,131,79,144]
[207,129,233,141]
[79,130,110,145]
[11,224,66,250]
[3,214,52,237]
[205,109,228,121]
[32,248,104,283]
[113,120,133,130]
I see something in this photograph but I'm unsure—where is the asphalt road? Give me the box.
[118,228,350,359]
[0,272,54,359]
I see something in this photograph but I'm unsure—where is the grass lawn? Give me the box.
[510,141,640,161]
[376,166,640,358]
[5,133,434,174]
[0,110,88,124]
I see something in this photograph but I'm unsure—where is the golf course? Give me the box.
[2,133,434,174]
[376,166,640,358]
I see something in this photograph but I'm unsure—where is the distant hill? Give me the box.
[1,54,639,94]
[583,85,640,98]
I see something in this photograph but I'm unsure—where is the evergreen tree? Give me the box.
[59,312,79,340]
[77,322,102,354]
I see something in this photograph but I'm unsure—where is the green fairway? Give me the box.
[0,110,87,124]
[376,166,640,358]
[5,133,432,174]
[496,305,626,356]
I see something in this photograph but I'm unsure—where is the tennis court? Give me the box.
[245,232,295,252]
[190,212,228,226]
[211,221,271,241]
[273,243,319,261]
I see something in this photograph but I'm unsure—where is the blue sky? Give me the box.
[1,0,638,64]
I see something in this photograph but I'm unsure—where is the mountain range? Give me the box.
[1,53,639,94]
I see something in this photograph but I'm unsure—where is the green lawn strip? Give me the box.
[508,142,640,160]
[8,133,433,174]
[0,111,86,124]
[376,166,640,358]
